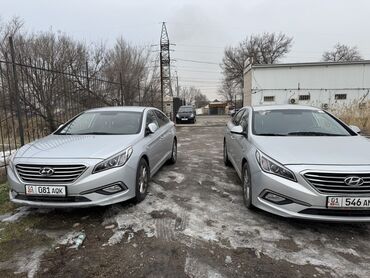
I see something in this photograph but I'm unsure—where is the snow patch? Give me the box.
[184,256,224,278]
[157,171,185,184]
[1,207,30,223]
[14,247,47,278]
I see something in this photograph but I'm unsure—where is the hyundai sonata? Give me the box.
[7,107,177,207]
[224,105,370,221]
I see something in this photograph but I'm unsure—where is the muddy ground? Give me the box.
[1,116,370,278]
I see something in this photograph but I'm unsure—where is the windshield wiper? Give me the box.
[256,133,287,136]
[287,131,347,136]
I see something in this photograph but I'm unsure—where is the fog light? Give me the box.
[102,184,123,193]
[95,182,127,195]
[263,192,293,205]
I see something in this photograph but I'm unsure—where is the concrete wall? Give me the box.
[243,62,370,109]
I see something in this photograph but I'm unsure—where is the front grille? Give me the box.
[303,172,370,194]
[15,194,90,203]
[16,164,87,184]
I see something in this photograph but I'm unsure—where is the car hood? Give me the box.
[15,134,141,159]
[253,136,370,165]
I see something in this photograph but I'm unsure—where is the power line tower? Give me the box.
[159,22,172,111]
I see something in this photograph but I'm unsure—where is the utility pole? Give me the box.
[176,73,179,97]
[159,22,173,111]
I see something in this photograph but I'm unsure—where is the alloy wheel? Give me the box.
[139,165,148,194]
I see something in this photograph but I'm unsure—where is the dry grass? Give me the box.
[331,101,370,135]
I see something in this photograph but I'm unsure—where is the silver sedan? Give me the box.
[224,105,370,222]
[7,107,177,207]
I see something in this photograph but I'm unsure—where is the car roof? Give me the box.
[251,104,321,111]
[85,106,153,113]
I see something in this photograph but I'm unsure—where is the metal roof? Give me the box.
[250,60,370,70]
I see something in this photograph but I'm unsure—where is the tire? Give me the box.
[223,140,231,166]
[242,162,254,209]
[168,139,177,164]
[134,158,150,203]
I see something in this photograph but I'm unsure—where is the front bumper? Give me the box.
[7,159,137,208]
[251,165,370,222]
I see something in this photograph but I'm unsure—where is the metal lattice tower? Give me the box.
[159,22,172,110]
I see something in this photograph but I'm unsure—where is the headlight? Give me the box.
[190,113,194,118]
[93,146,133,174]
[176,114,180,118]
[255,150,296,181]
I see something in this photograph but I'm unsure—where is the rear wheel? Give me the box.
[242,162,254,209]
[168,139,177,164]
[223,140,231,166]
[134,158,150,203]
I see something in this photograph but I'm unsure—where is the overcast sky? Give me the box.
[1,0,369,100]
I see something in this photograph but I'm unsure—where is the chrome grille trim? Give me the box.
[303,171,370,194]
[16,164,87,184]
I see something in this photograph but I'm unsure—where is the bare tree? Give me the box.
[179,86,208,107]
[104,38,149,106]
[221,32,293,87]
[194,91,209,108]
[322,43,363,62]
[218,79,240,103]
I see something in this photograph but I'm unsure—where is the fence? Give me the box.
[0,54,161,170]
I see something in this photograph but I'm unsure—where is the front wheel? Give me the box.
[242,163,254,209]
[168,139,177,164]
[134,158,150,203]
[223,140,231,166]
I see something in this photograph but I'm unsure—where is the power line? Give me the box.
[174,58,220,65]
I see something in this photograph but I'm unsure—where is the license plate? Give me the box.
[182,118,188,121]
[25,185,66,197]
[327,196,370,208]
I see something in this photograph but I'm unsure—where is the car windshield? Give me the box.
[179,107,193,112]
[252,109,353,136]
[56,111,142,135]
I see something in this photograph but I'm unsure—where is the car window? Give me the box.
[252,109,353,136]
[233,109,245,125]
[57,111,143,135]
[239,110,249,131]
[154,110,170,127]
[178,107,193,113]
[146,110,159,128]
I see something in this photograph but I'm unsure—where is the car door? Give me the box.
[154,110,173,164]
[226,109,245,166]
[144,110,162,171]
[232,108,250,174]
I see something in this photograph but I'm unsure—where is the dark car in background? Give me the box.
[176,105,196,124]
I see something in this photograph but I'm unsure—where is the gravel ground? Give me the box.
[1,116,370,278]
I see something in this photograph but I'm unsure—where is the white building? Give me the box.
[243,60,370,110]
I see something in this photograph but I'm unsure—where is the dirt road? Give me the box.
[1,116,370,277]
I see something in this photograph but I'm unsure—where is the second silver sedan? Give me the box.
[224,105,370,222]
[7,107,177,207]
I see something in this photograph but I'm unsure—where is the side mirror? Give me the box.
[349,125,361,134]
[230,125,244,135]
[147,123,158,134]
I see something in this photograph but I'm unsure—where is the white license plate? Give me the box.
[327,196,370,208]
[25,185,66,197]
[182,118,188,121]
